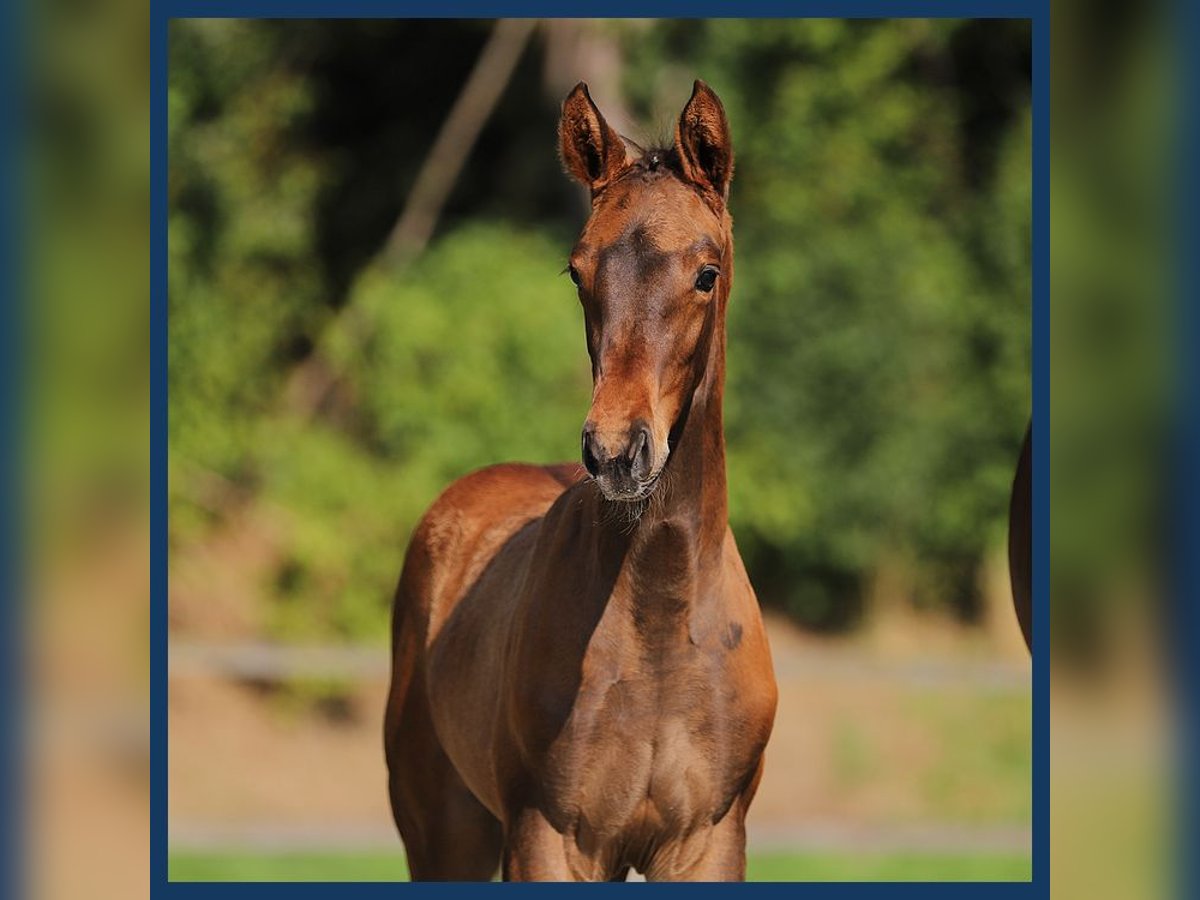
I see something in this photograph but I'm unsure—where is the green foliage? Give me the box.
[169,19,1030,639]
[624,20,1031,625]
[333,225,588,470]
[259,226,585,640]
[173,221,584,640]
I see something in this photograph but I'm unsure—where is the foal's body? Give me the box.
[389,461,774,880]
[386,81,777,881]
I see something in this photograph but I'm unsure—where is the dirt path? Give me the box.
[168,613,1032,853]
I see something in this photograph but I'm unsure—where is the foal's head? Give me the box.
[559,81,735,503]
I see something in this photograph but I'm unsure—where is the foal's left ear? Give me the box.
[674,80,734,202]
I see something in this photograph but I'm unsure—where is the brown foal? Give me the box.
[384,81,778,882]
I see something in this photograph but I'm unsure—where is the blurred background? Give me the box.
[19,5,1184,898]
[166,17,1031,881]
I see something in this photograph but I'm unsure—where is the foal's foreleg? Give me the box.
[645,808,749,882]
[502,808,609,882]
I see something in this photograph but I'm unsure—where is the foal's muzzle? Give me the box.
[581,419,660,501]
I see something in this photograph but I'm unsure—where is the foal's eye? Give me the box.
[694,267,719,292]
[568,265,582,287]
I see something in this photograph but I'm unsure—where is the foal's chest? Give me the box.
[541,656,749,841]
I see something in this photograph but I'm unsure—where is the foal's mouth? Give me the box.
[593,463,666,504]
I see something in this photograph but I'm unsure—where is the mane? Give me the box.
[620,137,685,182]
[611,136,726,214]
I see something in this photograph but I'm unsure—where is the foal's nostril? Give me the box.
[629,424,654,482]
[581,425,601,478]
[627,427,646,463]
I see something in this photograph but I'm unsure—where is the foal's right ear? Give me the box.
[559,82,629,196]
[674,80,734,202]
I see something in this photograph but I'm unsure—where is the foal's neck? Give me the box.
[628,326,728,577]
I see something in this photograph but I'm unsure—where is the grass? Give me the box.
[168,850,1032,882]
[906,692,1033,823]
[747,851,1031,881]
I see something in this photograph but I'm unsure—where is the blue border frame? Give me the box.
[151,0,169,891]
[151,4,1048,896]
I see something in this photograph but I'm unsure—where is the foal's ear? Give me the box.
[674,80,734,202]
[559,82,629,195]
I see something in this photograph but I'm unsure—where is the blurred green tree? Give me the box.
[168,18,1030,640]
[623,19,1031,626]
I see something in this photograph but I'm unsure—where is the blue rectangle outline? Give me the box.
[2,0,26,894]
[151,4,1048,896]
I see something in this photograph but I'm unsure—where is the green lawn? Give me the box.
[169,850,1031,882]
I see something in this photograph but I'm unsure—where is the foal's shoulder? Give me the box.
[422,461,586,525]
